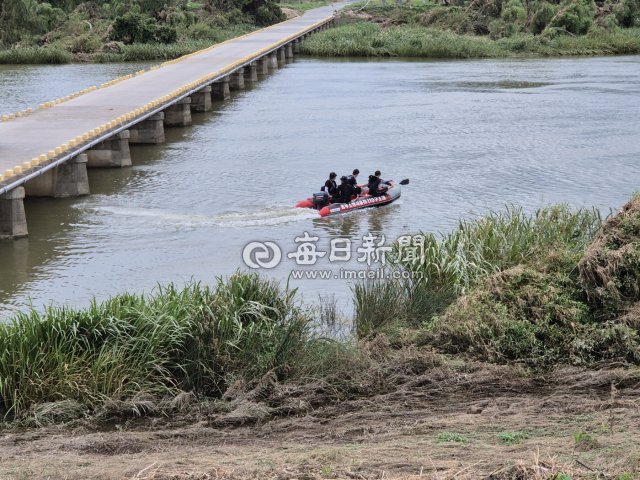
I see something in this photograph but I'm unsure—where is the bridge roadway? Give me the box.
[0,2,343,196]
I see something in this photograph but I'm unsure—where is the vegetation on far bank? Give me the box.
[0,0,288,63]
[300,0,640,57]
[3,196,640,426]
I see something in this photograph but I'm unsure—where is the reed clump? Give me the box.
[353,202,640,369]
[0,47,73,64]
[300,22,640,58]
[0,273,311,418]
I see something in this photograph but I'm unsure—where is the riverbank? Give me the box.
[298,0,640,58]
[0,0,332,64]
[2,198,640,477]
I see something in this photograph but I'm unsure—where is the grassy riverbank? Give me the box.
[301,0,640,58]
[3,197,640,419]
[3,198,640,477]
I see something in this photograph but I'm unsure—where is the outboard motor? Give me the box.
[312,191,329,208]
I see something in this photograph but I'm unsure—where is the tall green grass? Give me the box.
[300,22,640,58]
[0,47,73,64]
[0,273,311,417]
[353,205,603,337]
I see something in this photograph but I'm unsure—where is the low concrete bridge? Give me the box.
[0,4,339,239]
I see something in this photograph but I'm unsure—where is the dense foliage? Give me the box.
[0,0,285,58]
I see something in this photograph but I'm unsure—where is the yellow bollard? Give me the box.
[14,166,22,174]
[100,125,106,131]
[2,116,7,121]
[22,110,27,115]
[8,114,14,119]
[55,147,62,154]
[48,151,55,159]
[31,159,39,167]
[27,108,33,113]
[39,105,45,109]
[61,144,68,151]
[65,96,70,101]
[88,130,95,137]
[23,162,31,170]
[55,99,61,104]
[0,175,3,182]
[39,154,47,162]
[5,170,13,178]
[125,113,131,120]
[76,136,83,143]
[69,140,76,147]
[82,133,88,140]
[15,112,21,117]
[84,89,89,94]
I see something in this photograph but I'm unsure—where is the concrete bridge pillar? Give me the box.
[229,69,245,91]
[285,43,294,58]
[257,56,270,75]
[277,47,286,64]
[244,64,258,83]
[191,86,212,112]
[86,131,132,168]
[268,51,278,69]
[293,39,300,54]
[211,78,230,101]
[129,113,165,144]
[25,154,90,197]
[164,97,192,127]
[0,187,28,239]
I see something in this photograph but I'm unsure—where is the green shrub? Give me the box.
[549,0,596,35]
[420,6,474,34]
[614,0,640,27]
[530,2,558,34]
[155,25,177,43]
[109,11,158,44]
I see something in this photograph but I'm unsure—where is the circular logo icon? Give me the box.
[242,241,282,269]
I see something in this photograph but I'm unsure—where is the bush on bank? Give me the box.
[0,0,285,63]
[353,199,640,369]
[0,273,311,417]
[300,21,640,57]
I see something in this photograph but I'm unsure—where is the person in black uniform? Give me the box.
[347,169,364,195]
[323,172,338,197]
[334,176,357,204]
[367,170,391,197]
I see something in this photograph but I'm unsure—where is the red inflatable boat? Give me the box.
[296,183,402,217]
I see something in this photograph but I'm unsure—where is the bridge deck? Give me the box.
[0,3,341,192]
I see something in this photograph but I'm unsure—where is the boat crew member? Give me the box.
[334,176,357,204]
[368,170,391,197]
[323,172,338,197]
[347,169,365,194]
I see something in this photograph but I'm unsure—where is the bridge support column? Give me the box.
[129,113,165,144]
[211,78,230,100]
[257,56,270,75]
[164,97,192,127]
[293,39,300,54]
[191,86,212,112]
[277,47,286,64]
[86,131,131,168]
[229,69,245,91]
[285,43,294,58]
[0,187,28,239]
[244,64,258,83]
[25,154,89,197]
[268,52,278,69]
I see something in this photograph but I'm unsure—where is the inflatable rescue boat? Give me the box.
[296,183,402,217]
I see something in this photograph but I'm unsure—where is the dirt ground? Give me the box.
[1,364,639,480]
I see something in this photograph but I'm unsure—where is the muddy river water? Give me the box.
[1,55,639,316]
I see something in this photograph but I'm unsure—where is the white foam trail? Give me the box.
[84,205,318,228]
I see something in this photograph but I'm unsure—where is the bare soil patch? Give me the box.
[1,362,639,479]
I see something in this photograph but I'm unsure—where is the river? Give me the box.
[1,55,639,317]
